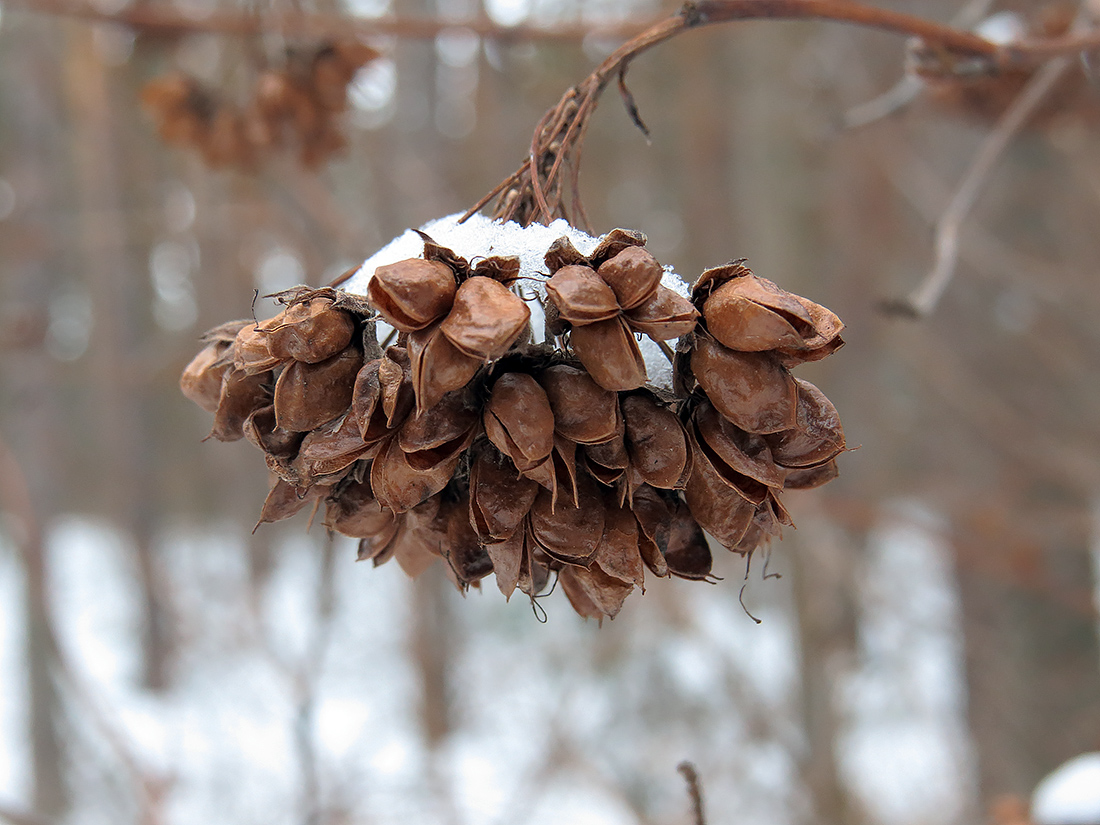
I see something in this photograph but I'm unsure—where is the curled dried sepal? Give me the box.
[440,276,530,361]
[370,431,462,514]
[244,405,305,458]
[368,258,457,332]
[256,478,321,529]
[783,459,839,490]
[691,336,798,434]
[292,411,372,486]
[399,389,479,469]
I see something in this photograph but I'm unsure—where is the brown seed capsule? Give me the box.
[559,563,634,621]
[684,432,756,551]
[325,477,389,539]
[439,276,530,361]
[292,411,372,485]
[370,433,456,514]
[694,401,785,490]
[570,316,647,392]
[663,497,715,579]
[588,227,647,267]
[181,343,232,413]
[691,336,798,434]
[483,373,555,474]
[398,389,478,471]
[540,365,621,445]
[594,503,645,589]
[597,246,664,311]
[783,459,839,490]
[274,345,363,432]
[256,477,321,529]
[529,475,605,566]
[266,297,355,363]
[624,286,698,340]
[621,393,690,490]
[244,404,306,458]
[440,499,494,588]
[210,368,272,442]
[407,322,481,414]
[545,265,620,324]
[469,448,539,542]
[368,258,457,332]
[766,379,845,469]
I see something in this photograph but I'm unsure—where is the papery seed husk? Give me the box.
[703,288,807,352]
[589,227,647,267]
[569,316,647,392]
[559,563,633,620]
[440,276,530,360]
[408,322,480,414]
[484,373,554,467]
[783,459,839,489]
[631,486,671,577]
[544,236,588,273]
[485,529,524,598]
[767,379,845,468]
[234,322,282,374]
[624,286,699,340]
[368,258,457,332]
[181,344,231,413]
[399,388,479,456]
[664,497,714,580]
[597,246,663,311]
[540,364,621,445]
[551,435,579,508]
[267,297,356,363]
[293,411,372,483]
[392,529,441,578]
[595,504,645,588]
[370,434,455,513]
[689,427,770,506]
[621,393,690,489]
[244,404,306,458]
[692,336,798,434]
[210,368,272,442]
[351,360,387,442]
[274,345,362,432]
[695,402,785,488]
[518,537,551,599]
[684,445,756,550]
[379,346,414,425]
[529,475,605,565]
[470,448,538,541]
[256,477,317,528]
[585,434,629,473]
[545,265,620,324]
[774,333,845,368]
[472,255,521,286]
[326,478,396,539]
[442,501,494,587]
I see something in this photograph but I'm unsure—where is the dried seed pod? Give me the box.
[292,411,372,485]
[594,503,645,589]
[621,393,690,490]
[370,433,458,514]
[234,321,283,374]
[469,447,539,542]
[181,343,233,413]
[559,563,634,621]
[440,499,494,588]
[783,459,839,490]
[408,322,481,414]
[398,388,478,471]
[471,255,521,286]
[325,477,393,539]
[766,379,845,469]
[684,431,757,551]
[570,316,647,392]
[439,276,530,361]
[584,434,629,488]
[588,227,646,267]
[210,368,272,442]
[691,336,798,434]
[483,373,555,475]
[267,297,356,363]
[274,345,362,432]
[623,286,698,340]
[545,265,620,324]
[663,497,715,579]
[257,478,323,528]
[540,364,621,445]
[529,475,605,565]
[244,404,306,458]
[368,258,457,331]
[597,246,664,311]
[543,236,588,273]
[694,401,785,490]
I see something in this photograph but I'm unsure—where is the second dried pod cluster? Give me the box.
[181,216,846,619]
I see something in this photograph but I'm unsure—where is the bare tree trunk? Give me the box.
[953,490,1100,801]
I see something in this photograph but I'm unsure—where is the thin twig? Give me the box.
[677,761,707,825]
[895,55,1073,317]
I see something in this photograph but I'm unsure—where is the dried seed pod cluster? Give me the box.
[142,41,379,170]
[181,217,846,620]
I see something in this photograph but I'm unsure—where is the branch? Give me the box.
[0,0,658,42]
[677,761,707,825]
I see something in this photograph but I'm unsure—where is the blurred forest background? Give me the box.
[1,0,1099,823]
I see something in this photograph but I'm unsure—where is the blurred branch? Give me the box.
[888,56,1074,318]
[0,0,658,42]
[677,762,707,825]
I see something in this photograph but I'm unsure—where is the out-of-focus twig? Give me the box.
[677,761,707,825]
[889,55,1073,318]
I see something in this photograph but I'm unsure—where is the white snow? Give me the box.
[1032,753,1100,825]
[344,212,690,390]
